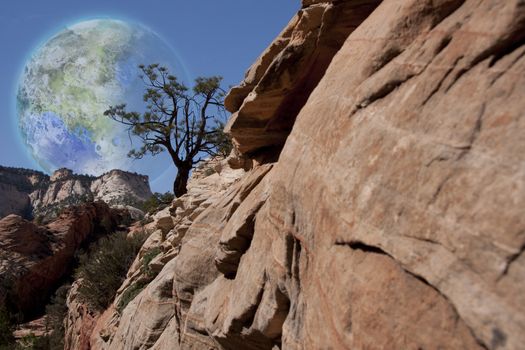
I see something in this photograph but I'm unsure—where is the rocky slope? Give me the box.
[64,0,525,349]
[64,158,246,349]
[0,166,152,220]
[0,202,129,319]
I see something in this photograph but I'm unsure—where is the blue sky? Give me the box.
[0,0,298,192]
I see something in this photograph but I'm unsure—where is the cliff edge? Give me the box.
[0,166,152,220]
[65,0,525,349]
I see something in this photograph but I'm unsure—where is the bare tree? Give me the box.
[105,64,231,197]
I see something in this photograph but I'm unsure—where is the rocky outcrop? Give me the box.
[224,0,381,156]
[65,0,525,349]
[90,170,153,207]
[0,183,31,220]
[0,166,152,220]
[0,167,47,219]
[0,202,128,319]
[64,157,246,350]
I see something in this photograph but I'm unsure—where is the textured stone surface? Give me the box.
[224,0,381,156]
[65,282,98,350]
[0,166,46,218]
[0,184,31,219]
[0,202,124,318]
[64,0,525,349]
[63,157,247,350]
[0,166,152,220]
[90,170,152,207]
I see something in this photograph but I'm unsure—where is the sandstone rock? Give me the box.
[50,168,74,182]
[65,1,525,349]
[226,148,252,171]
[224,0,381,155]
[222,0,524,348]
[13,316,48,340]
[0,166,152,221]
[152,207,175,235]
[92,162,265,350]
[90,170,152,207]
[65,281,98,350]
[0,166,46,218]
[0,183,31,219]
[112,205,145,221]
[0,202,123,318]
[188,157,246,195]
[258,0,525,347]
[64,157,246,350]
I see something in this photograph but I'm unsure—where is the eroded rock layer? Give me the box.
[0,166,152,220]
[0,202,127,319]
[65,0,525,349]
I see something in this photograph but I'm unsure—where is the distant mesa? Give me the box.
[50,168,74,182]
[0,165,152,221]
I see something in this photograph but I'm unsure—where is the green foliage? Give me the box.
[32,193,95,223]
[141,247,162,278]
[44,284,70,350]
[105,63,233,196]
[0,284,69,350]
[75,231,147,311]
[116,246,162,313]
[33,216,45,226]
[205,120,232,157]
[116,280,148,313]
[139,216,154,226]
[140,192,174,214]
[0,307,13,347]
[10,333,49,350]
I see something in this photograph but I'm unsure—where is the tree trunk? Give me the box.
[173,165,191,197]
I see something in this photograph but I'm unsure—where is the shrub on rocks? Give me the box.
[75,231,147,311]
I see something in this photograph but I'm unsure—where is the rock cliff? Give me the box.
[0,166,153,220]
[0,202,129,319]
[64,157,246,350]
[64,0,525,349]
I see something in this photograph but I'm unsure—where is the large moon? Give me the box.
[17,19,188,180]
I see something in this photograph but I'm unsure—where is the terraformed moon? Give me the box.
[17,19,188,179]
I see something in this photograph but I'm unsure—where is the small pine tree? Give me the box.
[105,64,232,197]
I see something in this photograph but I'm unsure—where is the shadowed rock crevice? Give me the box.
[334,239,490,349]
[499,239,525,278]
[224,0,382,159]
[216,211,258,279]
[215,166,273,278]
[334,239,386,255]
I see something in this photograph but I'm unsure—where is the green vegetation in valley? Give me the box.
[75,231,147,311]
[140,192,174,214]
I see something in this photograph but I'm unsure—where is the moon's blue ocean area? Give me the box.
[23,111,101,172]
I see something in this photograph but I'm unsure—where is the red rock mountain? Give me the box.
[0,202,129,319]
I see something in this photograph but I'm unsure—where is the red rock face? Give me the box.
[192,0,525,348]
[65,1,525,349]
[0,202,124,319]
[225,0,382,156]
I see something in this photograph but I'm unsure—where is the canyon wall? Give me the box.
[65,0,525,349]
[0,166,152,220]
[0,202,128,319]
